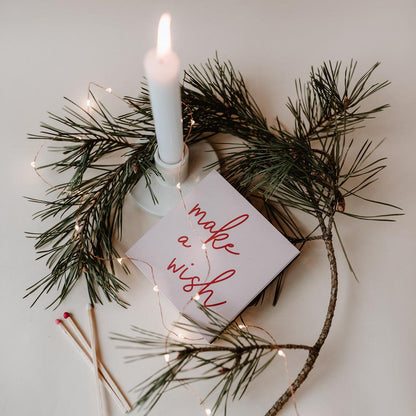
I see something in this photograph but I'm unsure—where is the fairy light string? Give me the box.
[244,324,300,416]
[32,82,300,415]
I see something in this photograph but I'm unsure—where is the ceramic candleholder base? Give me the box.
[130,141,218,216]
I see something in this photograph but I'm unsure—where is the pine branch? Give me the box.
[27,56,401,414]
[113,307,312,415]
[107,58,401,415]
[26,92,159,307]
[182,57,397,224]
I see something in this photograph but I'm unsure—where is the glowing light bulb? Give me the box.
[156,13,172,60]
[193,293,200,301]
[176,182,181,189]
[31,161,36,168]
[178,333,184,339]
[205,408,212,416]
[278,349,286,358]
[105,87,112,93]
[238,324,246,329]
[117,258,123,265]
[74,224,80,232]
[153,285,159,292]
[201,243,207,250]
[86,99,92,107]
[191,119,195,126]
[164,353,170,363]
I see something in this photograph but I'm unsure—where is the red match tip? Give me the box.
[55,319,62,325]
[63,312,70,319]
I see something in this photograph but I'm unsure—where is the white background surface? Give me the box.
[1,1,415,415]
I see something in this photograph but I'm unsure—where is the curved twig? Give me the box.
[265,214,338,415]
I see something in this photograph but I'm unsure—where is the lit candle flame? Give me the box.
[156,13,172,60]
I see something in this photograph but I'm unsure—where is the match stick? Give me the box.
[87,304,104,416]
[55,319,129,412]
[63,312,131,412]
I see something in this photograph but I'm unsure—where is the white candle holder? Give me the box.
[130,141,218,216]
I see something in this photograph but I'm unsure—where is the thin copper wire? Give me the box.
[164,102,299,415]
[32,82,299,415]
[245,324,300,416]
[32,141,83,196]
[176,106,212,288]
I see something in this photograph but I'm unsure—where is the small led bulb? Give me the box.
[176,182,181,189]
[205,408,212,416]
[193,293,200,301]
[105,87,112,93]
[153,285,159,292]
[238,324,246,329]
[74,224,81,232]
[201,243,207,250]
[178,333,184,339]
[278,349,286,358]
[164,353,170,363]
[86,99,92,107]
[30,161,36,168]
[191,119,196,126]
[117,258,123,265]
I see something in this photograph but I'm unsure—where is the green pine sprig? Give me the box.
[26,56,402,415]
[112,306,310,415]
[26,93,159,307]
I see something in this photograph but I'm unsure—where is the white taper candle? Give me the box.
[144,13,183,165]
